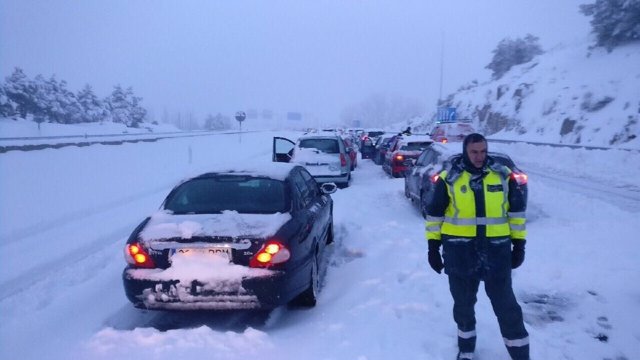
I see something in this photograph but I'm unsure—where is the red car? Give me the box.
[382,135,433,177]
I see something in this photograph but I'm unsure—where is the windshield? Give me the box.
[164,176,288,214]
[298,138,340,154]
[400,141,432,151]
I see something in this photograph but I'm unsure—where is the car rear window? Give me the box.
[298,138,340,154]
[164,176,288,214]
[400,141,432,151]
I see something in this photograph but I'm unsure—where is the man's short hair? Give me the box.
[463,133,487,151]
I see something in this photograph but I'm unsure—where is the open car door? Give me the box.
[273,137,295,162]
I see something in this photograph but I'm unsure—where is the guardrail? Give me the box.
[0,130,241,154]
[487,138,639,153]
[1,131,637,154]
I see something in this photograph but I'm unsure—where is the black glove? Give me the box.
[511,239,526,269]
[428,240,444,274]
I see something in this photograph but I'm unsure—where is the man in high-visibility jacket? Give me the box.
[426,133,529,360]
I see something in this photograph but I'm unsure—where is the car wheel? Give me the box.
[326,222,334,244]
[293,252,319,307]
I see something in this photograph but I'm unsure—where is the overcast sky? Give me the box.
[1,0,590,124]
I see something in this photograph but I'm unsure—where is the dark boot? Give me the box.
[506,343,529,360]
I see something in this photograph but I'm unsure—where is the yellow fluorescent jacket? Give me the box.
[426,168,526,240]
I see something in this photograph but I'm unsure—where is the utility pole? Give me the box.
[438,32,445,107]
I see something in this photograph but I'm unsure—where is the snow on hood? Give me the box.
[139,210,292,240]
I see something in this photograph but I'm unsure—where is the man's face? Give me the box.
[466,141,487,169]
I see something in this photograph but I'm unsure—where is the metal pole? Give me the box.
[438,32,444,106]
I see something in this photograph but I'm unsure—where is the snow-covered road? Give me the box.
[1,132,638,360]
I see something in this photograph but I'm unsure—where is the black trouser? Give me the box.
[448,274,529,360]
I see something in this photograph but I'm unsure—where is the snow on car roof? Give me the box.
[194,162,298,181]
[431,142,461,156]
[297,134,341,140]
[398,134,433,145]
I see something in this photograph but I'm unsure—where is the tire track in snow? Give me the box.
[0,182,174,246]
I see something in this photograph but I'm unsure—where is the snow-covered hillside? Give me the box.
[419,38,640,149]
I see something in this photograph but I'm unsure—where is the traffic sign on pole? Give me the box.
[437,107,457,123]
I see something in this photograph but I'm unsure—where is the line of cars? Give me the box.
[403,142,529,218]
[358,125,528,220]
[121,126,528,312]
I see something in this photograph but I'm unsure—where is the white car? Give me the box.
[430,122,476,143]
[273,135,352,188]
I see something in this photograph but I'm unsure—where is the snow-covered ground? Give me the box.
[0,124,639,360]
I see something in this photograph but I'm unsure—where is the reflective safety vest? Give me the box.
[440,168,511,238]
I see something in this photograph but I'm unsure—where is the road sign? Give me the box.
[235,111,246,122]
[437,107,457,123]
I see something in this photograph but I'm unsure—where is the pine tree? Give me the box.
[128,88,147,128]
[77,84,108,123]
[3,67,38,119]
[38,76,84,124]
[580,0,640,51]
[106,85,147,127]
[106,85,129,125]
[485,34,544,79]
[0,85,16,118]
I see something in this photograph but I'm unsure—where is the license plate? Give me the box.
[171,247,232,260]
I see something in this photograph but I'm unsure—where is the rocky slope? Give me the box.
[417,38,640,149]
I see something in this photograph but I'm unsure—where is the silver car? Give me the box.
[273,135,352,188]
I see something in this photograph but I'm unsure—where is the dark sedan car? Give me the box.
[405,143,528,218]
[372,135,395,165]
[123,163,337,310]
[359,130,385,159]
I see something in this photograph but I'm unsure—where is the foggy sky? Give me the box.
[0,0,590,125]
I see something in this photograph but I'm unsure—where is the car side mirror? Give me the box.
[320,182,338,194]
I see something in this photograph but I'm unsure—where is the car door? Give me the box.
[290,170,324,270]
[418,148,444,203]
[407,150,429,198]
[300,169,330,242]
[273,137,295,162]
[383,136,400,171]
[291,170,321,243]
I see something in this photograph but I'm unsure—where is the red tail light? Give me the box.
[125,243,156,268]
[430,173,440,183]
[440,138,448,143]
[394,154,404,162]
[250,240,291,268]
[340,153,347,166]
[511,172,528,185]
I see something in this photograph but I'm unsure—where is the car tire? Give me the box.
[326,222,334,244]
[293,252,319,307]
